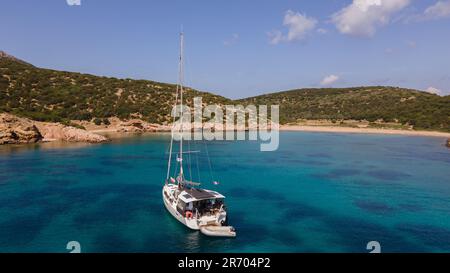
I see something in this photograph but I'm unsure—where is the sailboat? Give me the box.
[162,32,236,238]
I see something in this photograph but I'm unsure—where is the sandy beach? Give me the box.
[88,125,450,139]
[279,125,450,138]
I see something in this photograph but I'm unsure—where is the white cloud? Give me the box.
[268,30,283,45]
[284,10,318,41]
[320,75,340,86]
[426,86,442,95]
[403,0,450,22]
[224,33,239,46]
[424,0,450,19]
[268,10,317,44]
[66,0,81,6]
[332,0,411,37]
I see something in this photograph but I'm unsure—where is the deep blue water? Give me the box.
[0,132,449,253]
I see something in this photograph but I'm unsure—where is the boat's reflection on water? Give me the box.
[182,230,235,252]
[183,231,202,252]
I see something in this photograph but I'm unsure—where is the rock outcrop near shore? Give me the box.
[0,113,42,144]
[117,119,171,133]
[0,113,108,145]
[35,122,108,143]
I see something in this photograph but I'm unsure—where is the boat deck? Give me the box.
[183,188,216,200]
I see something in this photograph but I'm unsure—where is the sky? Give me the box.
[1,0,450,98]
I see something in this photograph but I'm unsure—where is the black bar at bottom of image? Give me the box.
[0,253,448,272]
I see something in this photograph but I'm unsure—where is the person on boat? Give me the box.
[185,202,194,218]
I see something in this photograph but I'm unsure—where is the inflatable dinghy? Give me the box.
[200,225,236,237]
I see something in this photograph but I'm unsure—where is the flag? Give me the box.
[170,177,176,183]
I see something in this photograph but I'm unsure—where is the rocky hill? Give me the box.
[238,87,449,132]
[0,51,231,126]
[1,51,449,133]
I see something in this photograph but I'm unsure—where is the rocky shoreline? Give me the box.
[35,122,108,143]
[0,114,43,144]
[0,113,172,145]
[1,113,449,149]
[0,113,108,145]
[82,118,171,134]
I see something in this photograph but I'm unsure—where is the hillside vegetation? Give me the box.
[0,55,230,125]
[239,87,449,131]
[1,52,449,132]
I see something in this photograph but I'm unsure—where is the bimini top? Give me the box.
[178,188,225,203]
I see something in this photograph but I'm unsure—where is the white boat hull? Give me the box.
[162,186,199,230]
[162,184,230,232]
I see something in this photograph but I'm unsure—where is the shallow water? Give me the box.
[0,132,449,253]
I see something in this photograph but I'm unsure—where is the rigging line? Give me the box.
[204,140,215,183]
[195,142,201,184]
[187,137,193,182]
[185,42,202,185]
[180,30,197,183]
[179,31,184,177]
[166,79,179,181]
[173,159,179,180]
[168,31,183,181]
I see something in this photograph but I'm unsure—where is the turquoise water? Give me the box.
[0,132,449,253]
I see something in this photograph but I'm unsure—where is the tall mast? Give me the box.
[166,32,185,183]
[179,31,184,178]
